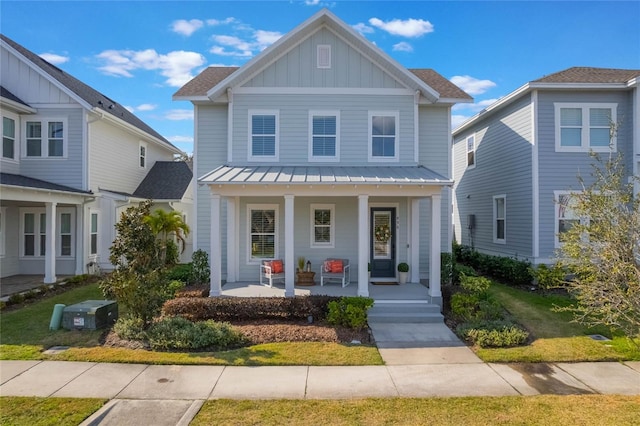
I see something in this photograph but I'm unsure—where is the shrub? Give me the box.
[8,293,25,305]
[460,274,491,295]
[457,320,529,348]
[167,263,193,284]
[450,293,478,322]
[146,316,246,351]
[191,249,210,285]
[326,297,374,329]
[175,284,210,298]
[162,295,340,322]
[454,245,533,287]
[453,263,477,284]
[531,263,567,290]
[164,240,180,266]
[397,262,409,273]
[113,317,147,341]
[441,252,454,285]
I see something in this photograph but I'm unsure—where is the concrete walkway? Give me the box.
[2,359,639,425]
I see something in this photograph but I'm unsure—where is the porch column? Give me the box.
[226,197,237,283]
[44,202,57,284]
[75,203,84,275]
[429,193,442,303]
[357,195,369,297]
[284,194,295,297]
[410,198,421,283]
[209,192,222,296]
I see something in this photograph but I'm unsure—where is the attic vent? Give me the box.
[317,45,331,69]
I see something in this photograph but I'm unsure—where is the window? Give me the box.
[249,111,278,160]
[309,112,339,161]
[248,205,278,262]
[317,45,331,69]
[90,212,99,255]
[139,142,147,168]
[311,204,334,248]
[555,103,617,152]
[369,112,399,161]
[555,191,580,247]
[24,118,66,158]
[2,116,16,160]
[21,208,75,257]
[493,195,506,244]
[466,135,476,168]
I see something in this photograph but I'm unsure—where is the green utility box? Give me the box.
[62,300,118,330]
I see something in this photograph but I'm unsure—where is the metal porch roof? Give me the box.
[199,165,451,185]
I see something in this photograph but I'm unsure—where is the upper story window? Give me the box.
[369,111,399,162]
[310,204,335,248]
[466,135,476,168]
[24,118,66,158]
[317,45,331,69]
[249,110,278,161]
[493,195,506,244]
[555,103,617,152]
[309,112,339,161]
[2,115,17,160]
[139,142,147,168]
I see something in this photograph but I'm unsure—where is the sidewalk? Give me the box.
[2,359,639,425]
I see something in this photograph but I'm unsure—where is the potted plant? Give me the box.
[397,262,409,284]
[297,256,306,273]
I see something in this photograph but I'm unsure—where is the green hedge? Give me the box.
[453,243,533,286]
[162,295,340,322]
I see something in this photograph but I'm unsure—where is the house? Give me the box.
[173,9,471,304]
[0,34,194,283]
[452,67,639,265]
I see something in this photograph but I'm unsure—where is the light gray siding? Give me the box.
[19,108,84,189]
[0,206,20,278]
[231,94,415,165]
[536,90,633,260]
[453,94,534,259]
[245,27,402,89]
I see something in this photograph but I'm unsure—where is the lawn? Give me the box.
[0,397,106,426]
[478,282,640,362]
[0,283,382,366]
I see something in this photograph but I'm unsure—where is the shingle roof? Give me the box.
[1,34,177,150]
[174,66,471,101]
[199,165,451,185]
[532,67,640,84]
[0,85,31,107]
[1,172,93,195]
[133,161,192,200]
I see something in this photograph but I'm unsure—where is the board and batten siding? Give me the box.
[536,90,633,261]
[245,27,403,89]
[231,94,415,165]
[19,107,84,189]
[453,94,534,259]
[89,119,174,194]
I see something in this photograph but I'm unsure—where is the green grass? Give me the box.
[0,397,106,426]
[191,395,640,426]
[479,282,640,362]
[0,282,382,366]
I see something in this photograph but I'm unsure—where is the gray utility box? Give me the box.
[62,300,118,330]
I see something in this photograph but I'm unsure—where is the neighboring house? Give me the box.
[0,34,193,283]
[452,67,639,265]
[173,9,471,304]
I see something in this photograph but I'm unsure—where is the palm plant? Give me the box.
[144,209,190,264]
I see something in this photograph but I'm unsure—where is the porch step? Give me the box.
[368,301,444,324]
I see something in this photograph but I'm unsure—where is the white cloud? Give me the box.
[452,98,498,113]
[450,75,496,96]
[368,17,434,38]
[209,26,283,58]
[305,0,321,5]
[206,17,236,26]
[451,114,469,129]
[164,109,194,120]
[136,103,157,111]
[171,19,204,36]
[39,53,69,64]
[352,23,374,35]
[254,30,282,49]
[167,135,193,143]
[393,42,413,52]
[96,49,206,87]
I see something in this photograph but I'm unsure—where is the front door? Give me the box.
[370,208,396,279]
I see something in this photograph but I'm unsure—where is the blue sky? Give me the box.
[2,1,639,154]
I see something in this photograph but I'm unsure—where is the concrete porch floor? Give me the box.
[0,275,73,298]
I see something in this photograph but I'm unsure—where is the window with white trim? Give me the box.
[310,204,334,248]
[139,142,147,168]
[466,135,476,168]
[21,208,75,257]
[317,45,331,69]
[555,103,617,152]
[555,191,581,247]
[369,112,399,161]
[24,118,66,158]
[493,195,506,244]
[90,212,99,255]
[309,112,339,161]
[249,111,278,160]
[248,204,278,262]
[2,115,17,160]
